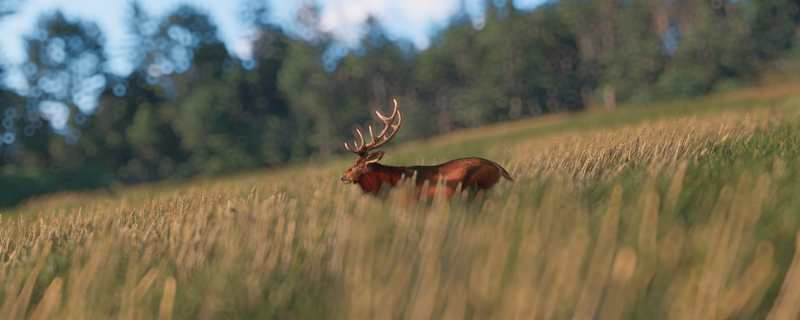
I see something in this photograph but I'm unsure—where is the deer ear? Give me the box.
[365,151,385,163]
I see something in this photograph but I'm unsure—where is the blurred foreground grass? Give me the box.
[4,83,800,319]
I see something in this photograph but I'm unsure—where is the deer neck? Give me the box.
[357,163,407,193]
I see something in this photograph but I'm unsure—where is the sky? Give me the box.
[0,0,549,77]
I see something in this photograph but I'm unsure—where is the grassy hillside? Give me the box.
[3,82,800,319]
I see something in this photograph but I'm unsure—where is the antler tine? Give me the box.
[344,141,357,153]
[368,125,376,144]
[356,128,366,150]
[374,99,399,138]
[368,99,402,150]
[344,127,367,154]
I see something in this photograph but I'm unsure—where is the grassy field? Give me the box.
[3,82,800,319]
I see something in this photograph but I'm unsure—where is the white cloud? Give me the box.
[316,0,461,50]
[234,38,254,61]
[38,100,70,131]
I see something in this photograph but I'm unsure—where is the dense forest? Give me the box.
[0,0,798,206]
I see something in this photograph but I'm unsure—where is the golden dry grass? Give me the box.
[2,87,800,319]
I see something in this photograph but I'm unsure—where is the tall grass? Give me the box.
[2,89,800,319]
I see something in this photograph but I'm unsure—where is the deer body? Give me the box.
[354,158,513,198]
[341,99,513,199]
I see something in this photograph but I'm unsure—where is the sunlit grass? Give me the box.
[3,83,800,319]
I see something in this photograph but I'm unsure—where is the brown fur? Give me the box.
[342,156,513,199]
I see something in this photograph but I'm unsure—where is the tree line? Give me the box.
[0,0,798,206]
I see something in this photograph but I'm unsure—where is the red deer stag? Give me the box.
[340,99,513,199]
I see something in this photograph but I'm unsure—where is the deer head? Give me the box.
[340,99,402,184]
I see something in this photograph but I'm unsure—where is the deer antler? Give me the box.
[345,99,402,155]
